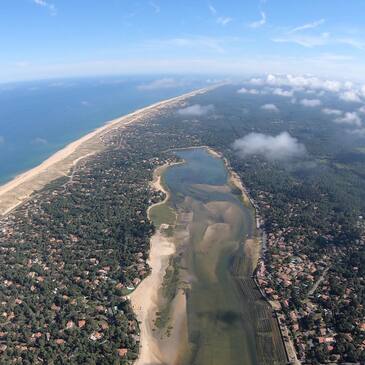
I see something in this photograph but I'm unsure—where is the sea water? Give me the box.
[0,76,206,184]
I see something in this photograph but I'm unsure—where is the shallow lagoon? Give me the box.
[164,148,259,365]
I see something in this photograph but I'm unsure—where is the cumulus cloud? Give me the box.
[249,11,266,28]
[272,88,294,97]
[261,103,279,112]
[237,87,260,95]
[177,104,215,116]
[300,98,322,107]
[335,112,362,127]
[322,108,342,116]
[339,90,362,103]
[138,78,183,90]
[233,132,306,161]
[249,74,342,92]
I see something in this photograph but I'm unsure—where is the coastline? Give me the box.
[0,86,213,217]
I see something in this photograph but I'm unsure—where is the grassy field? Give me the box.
[149,202,176,228]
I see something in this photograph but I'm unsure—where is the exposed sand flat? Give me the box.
[130,230,176,365]
[229,169,251,205]
[158,289,189,365]
[131,163,188,365]
[205,200,244,231]
[0,86,213,217]
[200,223,231,253]
[243,238,260,277]
[192,183,231,194]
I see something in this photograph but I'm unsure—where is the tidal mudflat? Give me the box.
[138,147,287,365]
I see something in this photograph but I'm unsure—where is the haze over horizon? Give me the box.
[2,0,365,83]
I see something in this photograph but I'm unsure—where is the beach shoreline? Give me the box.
[0,86,212,217]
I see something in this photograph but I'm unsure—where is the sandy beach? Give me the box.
[0,87,212,217]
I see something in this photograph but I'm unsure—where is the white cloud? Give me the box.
[137,78,183,90]
[177,104,215,116]
[33,0,56,15]
[207,4,232,26]
[321,80,342,92]
[217,16,232,26]
[348,128,365,136]
[358,106,365,114]
[339,90,362,103]
[335,112,362,127]
[337,38,365,50]
[322,108,342,116]
[300,98,322,107]
[248,77,264,85]
[249,11,266,28]
[237,87,260,95]
[289,19,325,33]
[273,32,330,48]
[249,74,345,93]
[208,4,217,15]
[272,88,293,97]
[344,81,354,90]
[233,132,306,161]
[361,85,365,97]
[261,103,279,112]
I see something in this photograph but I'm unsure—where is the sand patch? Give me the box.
[199,223,231,253]
[192,184,230,194]
[156,289,189,365]
[243,238,261,276]
[130,231,175,365]
[205,201,243,228]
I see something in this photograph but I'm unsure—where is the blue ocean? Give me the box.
[0,76,207,184]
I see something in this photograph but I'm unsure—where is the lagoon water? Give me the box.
[160,148,287,365]
[0,76,205,184]
[164,148,258,364]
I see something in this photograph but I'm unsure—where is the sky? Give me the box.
[2,0,365,82]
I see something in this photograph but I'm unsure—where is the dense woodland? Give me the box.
[0,84,364,363]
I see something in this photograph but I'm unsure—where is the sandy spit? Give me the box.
[130,163,184,365]
[0,86,214,217]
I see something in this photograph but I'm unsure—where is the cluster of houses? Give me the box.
[252,189,365,363]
